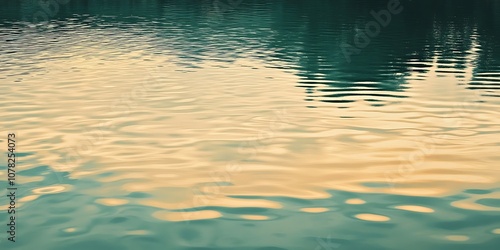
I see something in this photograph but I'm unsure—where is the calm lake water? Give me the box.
[1,0,500,249]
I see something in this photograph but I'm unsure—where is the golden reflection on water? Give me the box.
[0,1,499,249]
[2,52,499,213]
[450,190,500,212]
[18,195,40,203]
[32,185,69,194]
[126,230,150,236]
[63,228,77,233]
[354,213,391,222]
[300,207,329,213]
[1,21,499,232]
[95,198,129,206]
[240,215,269,221]
[152,210,222,222]
[139,196,283,210]
[445,235,470,242]
[393,205,435,213]
[345,198,366,205]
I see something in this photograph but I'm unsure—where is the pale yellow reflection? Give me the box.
[240,215,269,220]
[19,195,40,202]
[355,213,390,222]
[345,198,366,205]
[152,210,222,222]
[394,205,434,213]
[450,199,500,212]
[445,235,469,242]
[95,198,129,206]
[63,228,77,233]
[140,196,282,210]
[32,185,69,194]
[300,207,329,213]
[450,191,500,212]
[126,230,149,235]
[4,40,499,211]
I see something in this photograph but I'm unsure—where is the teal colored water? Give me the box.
[1,0,500,249]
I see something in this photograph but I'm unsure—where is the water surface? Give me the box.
[1,0,500,249]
